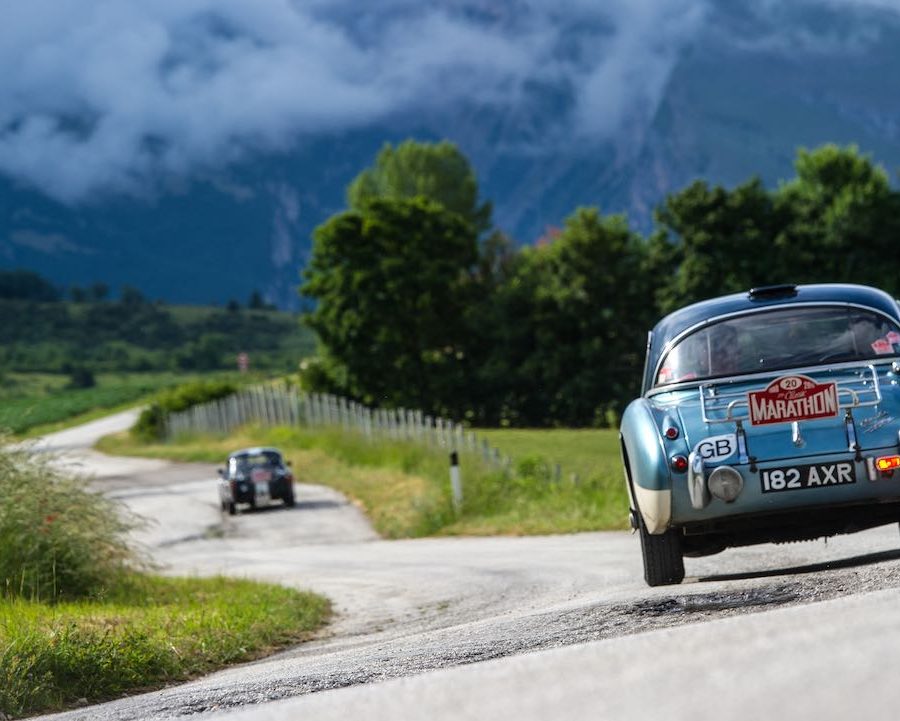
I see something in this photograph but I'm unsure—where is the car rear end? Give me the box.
[669,363,900,553]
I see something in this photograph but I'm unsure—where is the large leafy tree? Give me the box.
[301,197,478,415]
[472,208,653,425]
[347,140,493,233]
[774,144,900,294]
[653,145,900,312]
[652,177,784,313]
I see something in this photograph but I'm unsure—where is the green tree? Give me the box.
[175,333,229,370]
[347,140,492,233]
[247,290,275,310]
[89,282,109,301]
[119,285,146,307]
[0,269,59,302]
[653,145,900,312]
[301,197,478,415]
[472,208,653,426]
[774,144,900,294]
[652,177,783,313]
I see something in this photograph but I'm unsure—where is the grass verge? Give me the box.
[98,424,629,536]
[0,574,330,718]
[0,439,330,719]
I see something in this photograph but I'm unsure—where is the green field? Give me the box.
[476,428,623,487]
[0,372,244,436]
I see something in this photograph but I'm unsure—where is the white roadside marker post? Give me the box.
[449,451,463,514]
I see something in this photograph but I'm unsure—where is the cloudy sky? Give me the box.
[0,0,895,203]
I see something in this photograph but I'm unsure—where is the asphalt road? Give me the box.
[33,411,900,721]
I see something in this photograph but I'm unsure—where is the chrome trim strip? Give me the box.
[640,330,653,395]
[650,302,900,393]
[791,421,804,448]
[687,450,709,509]
[735,420,749,464]
[845,410,859,454]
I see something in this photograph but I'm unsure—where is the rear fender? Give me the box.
[620,399,673,534]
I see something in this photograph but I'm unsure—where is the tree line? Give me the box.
[300,141,900,427]
[0,286,312,374]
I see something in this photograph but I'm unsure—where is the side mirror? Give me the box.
[286,460,292,467]
[217,468,225,478]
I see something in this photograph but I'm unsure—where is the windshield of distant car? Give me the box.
[655,306,900,387]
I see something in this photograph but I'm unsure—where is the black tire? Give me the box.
[638,516,685,587]
[284,488,295,507]
[227,501,237,516]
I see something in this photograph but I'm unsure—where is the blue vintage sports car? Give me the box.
[620,283,900,586]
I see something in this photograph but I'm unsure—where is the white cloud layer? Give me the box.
[0,0,893,202]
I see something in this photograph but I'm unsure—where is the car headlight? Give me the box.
[708,465,743,503]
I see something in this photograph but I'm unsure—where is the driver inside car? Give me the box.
[709,324,741,376]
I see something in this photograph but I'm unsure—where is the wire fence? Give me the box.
[164,383,514,470]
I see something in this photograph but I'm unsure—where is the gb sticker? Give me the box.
[693,434,737,463]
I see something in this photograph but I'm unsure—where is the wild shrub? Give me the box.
[0,441,139,601]
[132,379,237,441]
[63,364,95,389]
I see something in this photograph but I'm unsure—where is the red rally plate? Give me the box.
[748,374,839,426]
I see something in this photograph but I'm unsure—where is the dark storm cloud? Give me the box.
[0,0,709,201]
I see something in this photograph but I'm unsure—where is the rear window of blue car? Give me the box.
[655,306,900,387]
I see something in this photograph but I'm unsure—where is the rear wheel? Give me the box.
[638,516,685,587]
[284,487,295,507]
[227,501,237,516]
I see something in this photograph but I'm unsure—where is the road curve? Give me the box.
[32,412,900,721]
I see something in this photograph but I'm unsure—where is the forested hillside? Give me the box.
[0,276,313,374]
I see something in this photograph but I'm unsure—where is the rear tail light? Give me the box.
[875,456,900,472]
[670,455,688,473]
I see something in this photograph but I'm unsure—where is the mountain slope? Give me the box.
[2,2,900,307]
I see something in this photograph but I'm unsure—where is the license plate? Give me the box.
[760,462,856,493]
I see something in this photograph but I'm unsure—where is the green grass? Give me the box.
[0,574,330,718]
[99,425,629,536]
[0,372,240,437]
[475,428,623,488]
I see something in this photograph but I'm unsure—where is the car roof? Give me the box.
[645,283,900,393]
[228,447,282,459]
